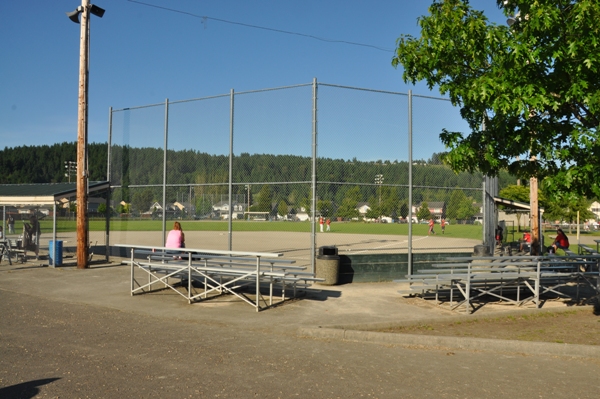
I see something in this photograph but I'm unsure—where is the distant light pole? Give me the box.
[66,0,105,268]
[64,161,77,183]
[375,174,384,208]
[245,184,251,219]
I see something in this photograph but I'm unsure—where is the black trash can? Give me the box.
[472,244,493,268]
[473,244,491,257]
[316,246,340,285]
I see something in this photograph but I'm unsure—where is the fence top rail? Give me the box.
[432,262,540,271]
[447,255,600,262]
[419,268,537,275]
[440,259,595,268]
[432,262,541,268]
[115,244,283,259]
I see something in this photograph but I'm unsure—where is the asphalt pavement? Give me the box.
[1,258,599,398]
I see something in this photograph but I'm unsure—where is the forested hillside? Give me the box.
[1,142,517,219]
[1,142,516,188]
[0,142,107,183]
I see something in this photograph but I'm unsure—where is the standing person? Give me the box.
[319,216,324,233]
[7,214,15,234]
[495,225,503,247]
[441,218,446,234]
[326,218,331,232]
[428,218,435,235]
[29,214,41,260]
[165,221,185,249]
[552,228,569,252]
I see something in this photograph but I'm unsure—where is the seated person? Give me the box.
[165,221,185,249]
[519,231,531,252]
[552,228,569,252]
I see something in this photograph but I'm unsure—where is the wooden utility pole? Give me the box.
[530,174,540,255]
[76,0,90,268]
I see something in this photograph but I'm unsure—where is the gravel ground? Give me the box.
[1,262,600,398]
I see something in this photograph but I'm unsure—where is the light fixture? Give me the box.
[65,4,105,24]
[506,11,521,27]
[90,4,106,18]
[66,6,83,23]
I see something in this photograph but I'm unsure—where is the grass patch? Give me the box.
[380,308,600,345]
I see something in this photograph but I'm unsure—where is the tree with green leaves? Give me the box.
[417,202,431,221]
[131,188,154,214]
[392,0,600,200]
[256,185,273,213]
[399,201,409,220]
[335,186,361,220]
[277,200,288,220]
[456,200,478,222]
[499,184,532,231]
[317,199,333,218]
[499,185,531,205]
[380,187,400,218]
[446,189,467,221]
[365,205,380,221]
[544,196,595,230]
[295,197,309,217]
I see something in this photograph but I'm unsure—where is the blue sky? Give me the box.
[1,0,508,162]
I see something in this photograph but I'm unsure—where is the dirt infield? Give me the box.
[85,230,480,266]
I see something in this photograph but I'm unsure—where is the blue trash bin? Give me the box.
[49,240,63,266]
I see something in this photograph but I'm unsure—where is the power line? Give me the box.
[127,0,394,53]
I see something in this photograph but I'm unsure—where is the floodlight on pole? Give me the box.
[507,12,521,27]
[66,6,83,23]
[245,185,251,219]
[64,161,77,183]
[66,4,104,23]
[66,0,104,268]
[375,174,384,215]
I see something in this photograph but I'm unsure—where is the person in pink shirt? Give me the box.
[165,221,185,248]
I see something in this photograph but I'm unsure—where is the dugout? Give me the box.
[0,182,111,265]
[494,196,544,252]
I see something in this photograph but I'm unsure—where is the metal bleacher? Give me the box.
[396,253,600,314]
[117,244,323,312]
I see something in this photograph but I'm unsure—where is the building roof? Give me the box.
[494,196,545,212]
[0,182,110,206]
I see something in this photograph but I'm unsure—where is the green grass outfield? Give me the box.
[35,219,482,240]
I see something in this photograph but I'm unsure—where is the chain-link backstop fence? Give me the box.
[107,80,487,271]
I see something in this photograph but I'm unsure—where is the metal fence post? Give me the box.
[311,77,318,274]
[106,106,112,261]
[407,89,413,276]
[228,89,234,251]
[162,98,169,245]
